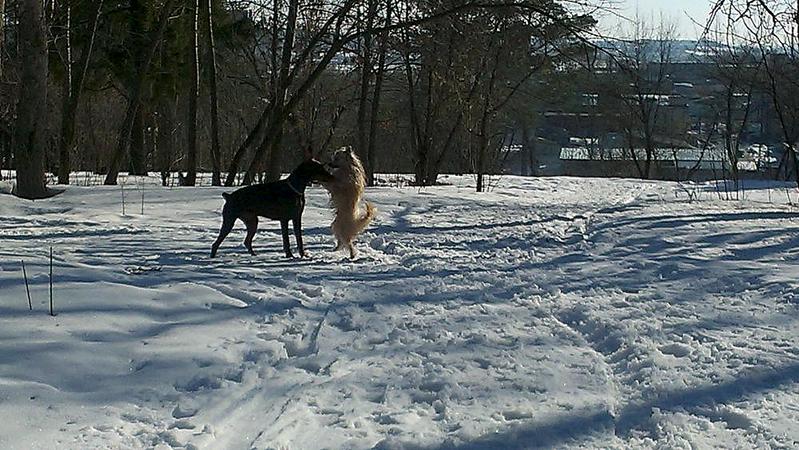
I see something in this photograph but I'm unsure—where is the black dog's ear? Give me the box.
[303,145,314,161]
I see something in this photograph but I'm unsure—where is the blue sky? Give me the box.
[597,0,714,38]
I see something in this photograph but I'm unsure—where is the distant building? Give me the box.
[526,39,785,180]
[559,145,728,180]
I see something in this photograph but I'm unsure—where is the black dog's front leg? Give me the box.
[292,217,305,257]
[280,220,293,258]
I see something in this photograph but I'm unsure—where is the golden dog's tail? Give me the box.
[354,202,376,235]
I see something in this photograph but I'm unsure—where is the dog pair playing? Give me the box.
[210,148,375,259]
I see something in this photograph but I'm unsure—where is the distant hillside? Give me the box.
[593,39,727,63]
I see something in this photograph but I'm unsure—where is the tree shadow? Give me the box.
[426,363,799,449]
[639,211,799,231]
[372,216,588,236]
[592,211,799,236]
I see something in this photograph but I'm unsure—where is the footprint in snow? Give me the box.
[172,404,197,419]
[659,342,692,358]
[299,285,324,298]
[502,409,534,421]
[223,368,244,383]
[175,374,222,392]
[373,413,400,425]
[169,420,195,430]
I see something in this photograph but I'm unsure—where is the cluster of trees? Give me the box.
[2,1,797,199]
[716,0,799,184]
[0,0,596,198]
[563,2,799,184]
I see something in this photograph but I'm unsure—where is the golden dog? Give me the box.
[322,147,376,258]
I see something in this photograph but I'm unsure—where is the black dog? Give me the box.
[210,158,334,258]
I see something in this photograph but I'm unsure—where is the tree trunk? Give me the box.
[127,0,147,177]
[225,107,270,186]
[414,148,428,186]
[248,127,273,184]
[429,112,463,184]
[476,126,487,193]
[204,0,221,185]
[790,146,799,186]
[14,0,49,199]
[476,50,500,193]
[643,126,653,179]
[57,0,102,185]
[157,93,176,186]
[184,0,200,186]
[521,123,533,175]
[626,129,645,179]
[104,0,176,185]
[129,108,147,174]
[263,126,285,182]
[724,89,739,184]
[0,0,5,79]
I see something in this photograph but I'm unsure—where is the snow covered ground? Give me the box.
[1,175,798,449]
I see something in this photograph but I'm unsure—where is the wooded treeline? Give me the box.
[0,0,595,198]
[2,1,797,199]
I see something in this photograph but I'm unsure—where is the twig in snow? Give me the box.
[21,260,32,310]
[121,183,126,215]
[49,247,55,317]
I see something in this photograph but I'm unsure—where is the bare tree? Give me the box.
[708,0,799,184]
[57,0,103,185]
[604,16,679,179]
[257,0,299,183]
[400,12,477,187]
[366,0,392,186]
[156,92,177,186]
[355,0,378,177]
[204,0,222,185]
[225,0,303,185]
[466,14,546,193]
[104,0,178,185]
[706,42,759,187]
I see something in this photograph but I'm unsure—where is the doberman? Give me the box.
[210,158,334,258]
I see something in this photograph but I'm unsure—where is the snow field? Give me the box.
[1,175,798,449]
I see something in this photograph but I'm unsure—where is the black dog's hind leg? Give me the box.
[292,217,305,257]
[211,214,236,258]
[242,215,258,256]
[280,220,293,258]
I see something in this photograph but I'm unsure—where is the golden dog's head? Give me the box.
[329,146,359,169]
